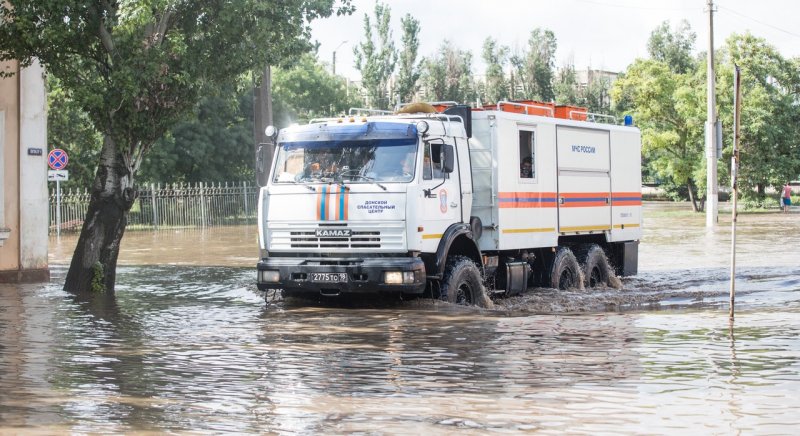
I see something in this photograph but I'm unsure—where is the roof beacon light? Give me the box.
[624,115,633,126]
[416,120,429,135]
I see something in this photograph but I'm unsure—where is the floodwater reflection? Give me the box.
[0,203,798,433]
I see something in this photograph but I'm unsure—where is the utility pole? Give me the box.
[254,64,273,187]
[706,0,718,227]
[730,64,742,321]
[332,40,348,76]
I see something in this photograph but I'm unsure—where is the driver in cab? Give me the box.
[380,152,415,181]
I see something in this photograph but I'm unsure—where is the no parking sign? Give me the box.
[48,148,69,170]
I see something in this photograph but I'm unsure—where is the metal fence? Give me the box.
[49,181,258,233]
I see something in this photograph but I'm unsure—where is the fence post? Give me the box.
[200,181,207,228]
[243,181,249,223]
[151,183,158,230]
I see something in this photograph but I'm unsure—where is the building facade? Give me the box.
[0,59,49,282]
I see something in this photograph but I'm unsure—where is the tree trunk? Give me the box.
[64,135,137,294]
[687,179,701,212]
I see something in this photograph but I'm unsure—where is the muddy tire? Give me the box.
[578,244,610,288]
[549,247,581,290]
[440,256,489,307]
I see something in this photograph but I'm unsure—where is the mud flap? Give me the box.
[619,241,639,276]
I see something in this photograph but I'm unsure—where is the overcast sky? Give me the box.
[310,0,800,81]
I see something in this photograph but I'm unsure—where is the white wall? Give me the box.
[18,60,48,269]
[0,110,7,246]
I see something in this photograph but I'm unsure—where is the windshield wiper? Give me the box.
[350,174,387,191]
[278,179,317,192]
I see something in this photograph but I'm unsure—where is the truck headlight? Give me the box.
[259,270,280,283]
[384,271,417,284]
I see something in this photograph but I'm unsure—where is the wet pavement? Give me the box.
[2,203,799,433]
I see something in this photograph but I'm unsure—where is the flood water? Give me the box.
[2,203,799,433]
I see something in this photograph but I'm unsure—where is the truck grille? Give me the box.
[289,230,381,248]
[268,222,405,252]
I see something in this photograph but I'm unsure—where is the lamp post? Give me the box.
[332,40,347,75]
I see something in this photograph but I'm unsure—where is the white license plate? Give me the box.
[310,273,348,283]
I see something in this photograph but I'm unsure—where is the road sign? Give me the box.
[48,170,69,181]
[48,148,69,170]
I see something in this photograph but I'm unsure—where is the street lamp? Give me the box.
[332,40,347,76]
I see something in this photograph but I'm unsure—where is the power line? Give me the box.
[718,6,800,39]
[570,0,699,11]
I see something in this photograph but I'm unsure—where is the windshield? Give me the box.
[272,138,418,184]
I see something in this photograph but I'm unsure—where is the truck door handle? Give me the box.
[450,202,458,207]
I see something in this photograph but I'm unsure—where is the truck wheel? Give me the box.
[579,244,610,288]
[440,255,489,307]
[549,247,581,290]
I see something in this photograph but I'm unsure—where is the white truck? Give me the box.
[256,101,642,305]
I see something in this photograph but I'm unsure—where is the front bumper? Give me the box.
[257,256,426,295]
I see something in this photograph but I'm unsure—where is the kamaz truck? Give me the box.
[256,101,642,305]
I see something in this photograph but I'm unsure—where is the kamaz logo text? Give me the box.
[571,145,596,154]
[315,229,351,238]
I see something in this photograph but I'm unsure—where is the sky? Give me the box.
[310,0,800,81]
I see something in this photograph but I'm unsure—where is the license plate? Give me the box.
[310,273,348,283]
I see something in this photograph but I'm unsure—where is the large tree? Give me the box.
[481,37,510,103]
[272,52,363,126]
[648,20,697,74]
[395,13,421,103]
[139,82,255,184]
[353,1,396,110]
[511,28,557,101]
[613,20,709,211]
[419,40,474,103]
[716,33,800,199]
[613,59,706,211]
[47,76,104,189]
[0,0,353,293]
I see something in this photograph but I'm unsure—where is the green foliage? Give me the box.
[353,1,397,109]
[419,41,475,103]
[554,65,612,113]
[1,0,353,177]
[481,37,510,103]
[396,14,421,103]
[46,76,103,188]
[510,28,557,101]
[91,261,105,293]
[612,57,705,209]
[648,20,697,74]
[716,33,800,195]
[138,82,255,184]
[554,64,580,105]
[613,20,707,210]
[272,53,362,126]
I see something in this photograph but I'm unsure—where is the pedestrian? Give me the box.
[781,182,792,213]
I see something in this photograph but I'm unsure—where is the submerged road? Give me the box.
[1,203,799,433]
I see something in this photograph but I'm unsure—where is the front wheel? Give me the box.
[549,247,581,290]
[440,256,490,307]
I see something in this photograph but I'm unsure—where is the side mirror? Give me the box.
[256,143,272,187]
[442,144,455,173]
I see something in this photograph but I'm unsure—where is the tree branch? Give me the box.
[97,0,115,56]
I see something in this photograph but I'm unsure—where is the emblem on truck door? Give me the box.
[315,229,352,238]
[440,189,448,213]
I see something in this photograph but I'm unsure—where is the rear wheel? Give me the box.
[440,256,489,307]
[549,247,581,290]
[578,244,610,288]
